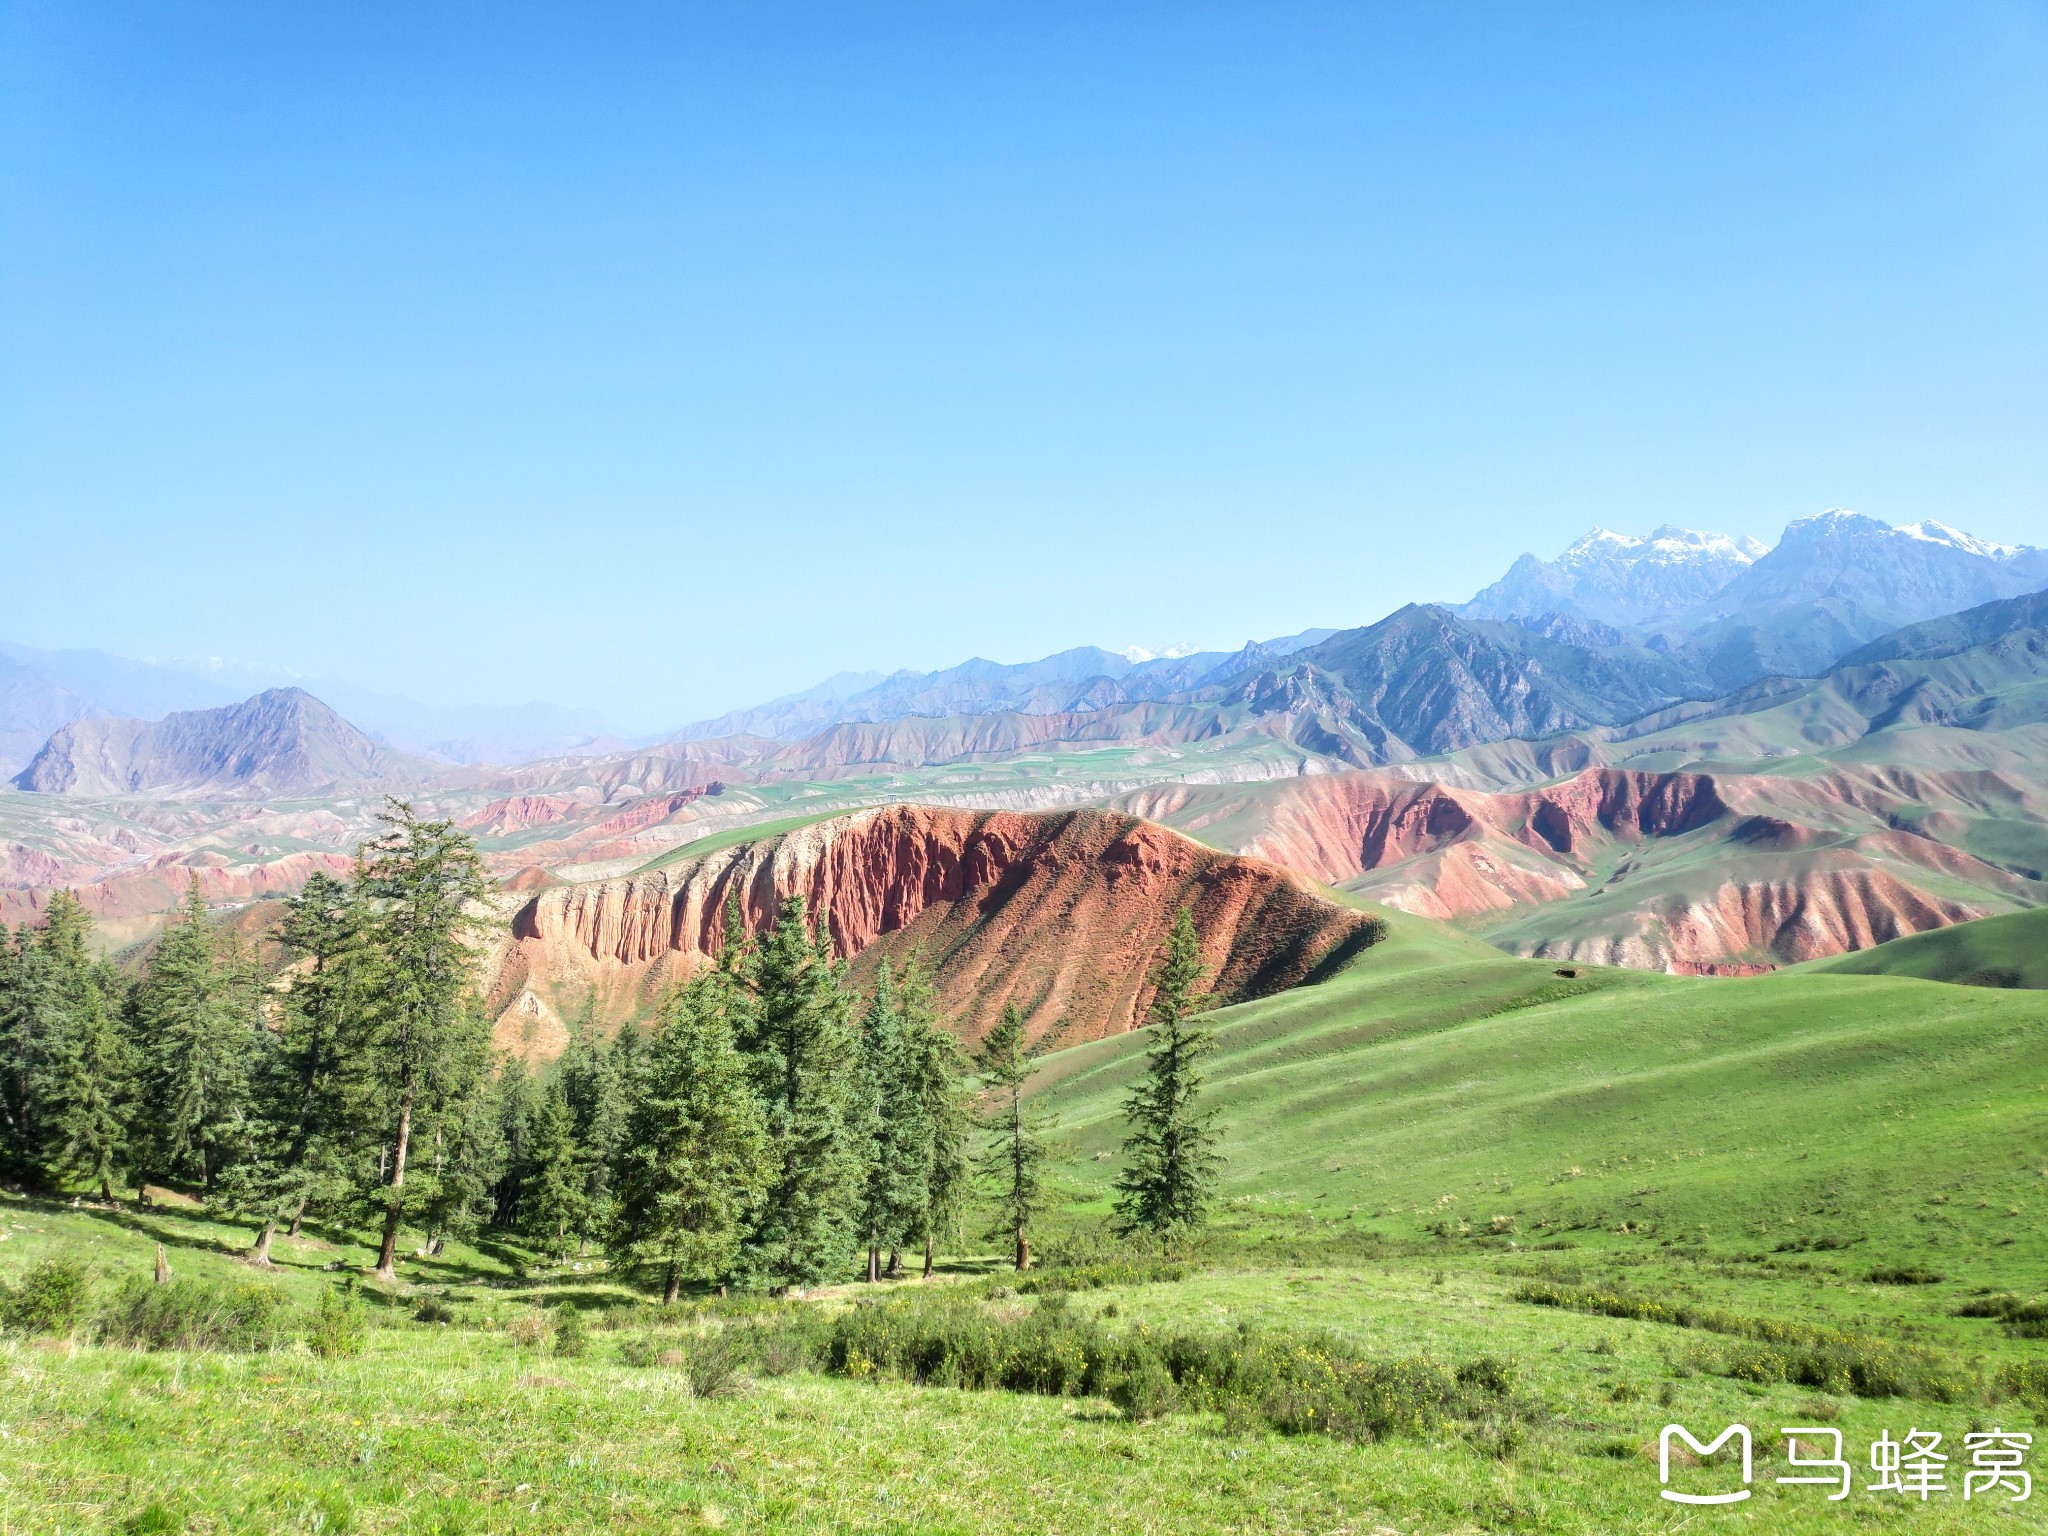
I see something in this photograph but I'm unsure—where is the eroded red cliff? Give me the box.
[491,804,1379,1058]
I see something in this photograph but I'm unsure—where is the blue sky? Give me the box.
[2,2,2043,731]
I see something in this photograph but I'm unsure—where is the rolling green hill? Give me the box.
[1802,905,2048,990]
[1034,902,2048,1293]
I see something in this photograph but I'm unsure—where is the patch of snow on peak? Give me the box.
[1898,520,2022,560]
[1117,642,1199,663]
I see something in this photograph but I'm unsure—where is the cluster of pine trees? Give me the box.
[0,797,1223,1293]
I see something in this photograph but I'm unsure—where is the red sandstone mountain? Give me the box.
[486,804,1379,1061]
[1114,765,2041,972]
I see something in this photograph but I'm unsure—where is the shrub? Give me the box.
[1514,1281,1972,1402]
[0,1258,91,1336]
[1867,1266,1945,1286]
[553,1305,588,1359]
[790,1291,1520,1444]
[103,1278,291,1353]
[413,1295,458,1325]
[307,1288,367,1359]
[506,1310,553,1348]
[1952,1293,2048,1338]
[1997,1358,2048,1408]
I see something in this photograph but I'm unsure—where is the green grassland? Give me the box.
[1805,907,2048,990]
[8,909,2048,1533]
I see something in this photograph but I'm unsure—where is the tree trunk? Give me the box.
[1015,1226,1030,1272]
[286,1197,307,1239]
[867,1244,880,1284]
[885,1246,902,1279]
[99,1173,115,1203]
[663,1262,681,1305]
[249,1217,277,1267]
[922,1232,935,1279]
[373,1094,415,1281]
[154,1244,172,1285]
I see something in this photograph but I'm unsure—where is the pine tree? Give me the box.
[856,963,928,1280]
[0,922,37,1182]
[898,959,970,1278]
[489,1056,540,1231]
[518,1076,587,1261]
[1112,906,1221,1242]
[736,896,869,1290]
[24,893,133,1200]
[976,1003,1044,1271]
[608,970,772,1302]
[560,1005,631,1253]
[130,879,259,1192]
[360,801,493,1281]
[231,868,384,1260]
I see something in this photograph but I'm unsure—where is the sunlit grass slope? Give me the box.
[1802,906,2048,990]
[1035,904,2048,1286]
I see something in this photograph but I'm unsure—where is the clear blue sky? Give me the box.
[2,2,2043,731]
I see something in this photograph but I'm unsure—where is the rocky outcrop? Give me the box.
[492,805,1380,1056]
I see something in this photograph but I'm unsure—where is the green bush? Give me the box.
[1515,1281,1972,1402]
[307,1288,367,1359]
[1953,1292,2048,1337]
[1867,1266,1945,1286]
[413,1295,458,1325]
[553,1304,589,1359]
[795,1291,1519,1444]
[1997,1358,2048,1408]
[0,1258,91,1336]
[102,1278,292,1353]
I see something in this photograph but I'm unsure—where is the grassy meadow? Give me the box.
[7,907,2048,1534]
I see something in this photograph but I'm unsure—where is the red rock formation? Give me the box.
[463,795,585,834]
[492,805,1378,1057]
[1114,765,2040,973]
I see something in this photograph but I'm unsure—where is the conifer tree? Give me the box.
[489,1056,540,1231]
[976,1002,1044,1271]
[518,1076,587,1261]
[898,959,970,1278]
[560,1005,632,1251]
[130,879,259,1192]
[856,961,931,1281]
[1112,906,1221,1242]
[360,801,493,1281]
[736,896,869,1290]
[24,893,133,1200]
[230,868,383,1259]
[608,970,771,1302]
[0,921,36,1181]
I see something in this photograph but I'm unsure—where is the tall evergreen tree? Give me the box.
[1112,907,1222,1242]
[608,970,772,1302]
[736,896,869,1290]
[898,959,970,1278]
[360,801,493,1281]
[0,921,36,1181]
[488,1055,541,1231]
[518,1076,587,1261]
[130,879,259,1192]
[23,893,133,1200]
[559,1006,632,1252]
[856,961,929,1281]
[976,1002,1044,1271]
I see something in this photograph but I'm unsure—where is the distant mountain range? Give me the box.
[0,642,630,772]
[11,688,434,798]
[4,509,2041,798]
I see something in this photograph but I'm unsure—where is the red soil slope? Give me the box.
[490,804,1378,1058]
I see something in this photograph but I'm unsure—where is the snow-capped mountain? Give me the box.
[1461,523,1769,627]
[1698,510,2048,631]
[1461,509,2048,685]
